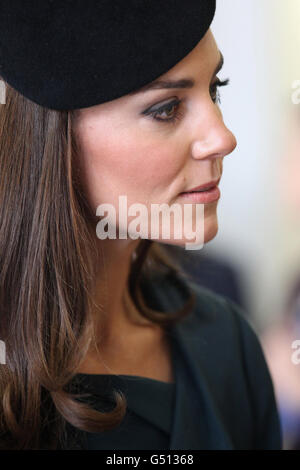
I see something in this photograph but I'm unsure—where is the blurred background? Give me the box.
[172,0,300,450]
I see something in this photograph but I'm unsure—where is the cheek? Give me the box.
[76,124,182,208]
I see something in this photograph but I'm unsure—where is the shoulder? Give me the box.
[146,269,273,377]
[186,275,261,347]
[183,276,283,449]
[148,268,258,342]
[146,270,283,449]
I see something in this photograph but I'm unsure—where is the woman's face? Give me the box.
[73,29,237,249]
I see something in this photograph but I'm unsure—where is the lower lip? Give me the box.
[178,186,221,203]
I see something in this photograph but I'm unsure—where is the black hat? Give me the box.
[0,0,216,111]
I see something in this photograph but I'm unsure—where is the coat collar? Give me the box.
[146,271,235,450]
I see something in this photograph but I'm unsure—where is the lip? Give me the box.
[182,177,221,193]
[178,186,221,203]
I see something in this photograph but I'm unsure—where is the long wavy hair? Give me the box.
[0,79,196,449]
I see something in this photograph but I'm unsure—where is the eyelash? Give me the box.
[144,78,230,125]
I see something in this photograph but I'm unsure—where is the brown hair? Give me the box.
[0,79,196,449]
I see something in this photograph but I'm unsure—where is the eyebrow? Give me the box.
[129,51,224,96]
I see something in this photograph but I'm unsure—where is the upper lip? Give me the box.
[182,177,221,193]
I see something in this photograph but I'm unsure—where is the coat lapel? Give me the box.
[148,273,234,450]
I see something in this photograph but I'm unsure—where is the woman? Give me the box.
[0,0,282,449]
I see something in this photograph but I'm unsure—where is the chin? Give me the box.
[203,209,219,243]
[155,222,218,250]
[149,205,219,249]
[203,223,218,243]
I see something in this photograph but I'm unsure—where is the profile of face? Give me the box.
[73,29,237,249]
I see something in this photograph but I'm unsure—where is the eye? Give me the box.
[210,78,230,104]
[142,98,184,125]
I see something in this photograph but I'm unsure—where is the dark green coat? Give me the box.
[69,270,283,450]
[140,270,282,449]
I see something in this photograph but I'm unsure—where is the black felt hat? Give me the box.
[0,0,216,111]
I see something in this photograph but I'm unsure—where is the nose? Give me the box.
[191,114,237,161]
